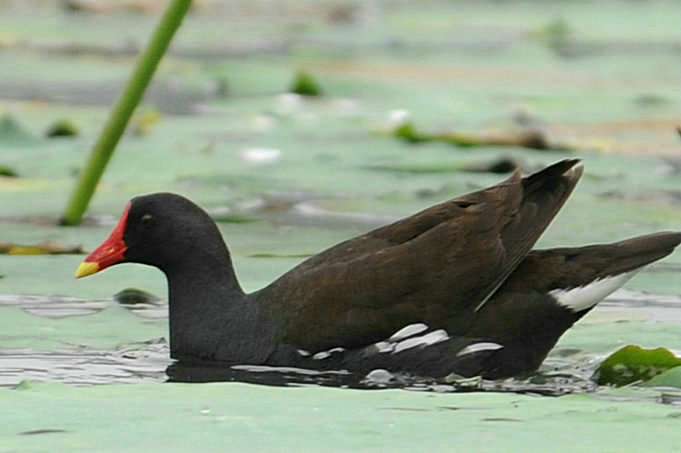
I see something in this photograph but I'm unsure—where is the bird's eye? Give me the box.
[141,214,153,227]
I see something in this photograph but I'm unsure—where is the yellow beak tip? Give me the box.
[75,262,99,279]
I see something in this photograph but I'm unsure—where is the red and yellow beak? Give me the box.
[75,202,131,279]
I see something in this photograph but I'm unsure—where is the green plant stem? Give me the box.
[61,0,192,226]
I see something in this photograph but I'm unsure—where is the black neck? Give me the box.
[163,241,277,364]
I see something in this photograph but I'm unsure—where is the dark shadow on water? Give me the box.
[165,361,598,396]
[0,344,597,395]
[3,289,680,397]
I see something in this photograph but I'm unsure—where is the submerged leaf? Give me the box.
[594,345,681,386]
[114,288,162,306]
[20,428,69,436]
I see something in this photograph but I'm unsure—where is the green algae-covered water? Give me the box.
[2,1,681,451]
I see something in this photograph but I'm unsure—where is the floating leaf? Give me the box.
[0,241,83,255]
[132,107,161,136]
[644,366,681,389]
[213,214,258,224]
[289,71,323,97]
[248,252,313,258]
[63,0,161,14]
[458,156,525,174]
[14,380,33,390]
[45,119,79,138]
[0,115,36,147]
[594,345,681,386]
[531,18,573,47]
[364,162,461,174]
[392,122,432,144]
[391,121,554,150]
[0,165,19,177]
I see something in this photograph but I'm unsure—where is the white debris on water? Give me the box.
[240,147,282,164]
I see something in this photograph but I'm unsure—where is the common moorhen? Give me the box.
[75,159,681,379]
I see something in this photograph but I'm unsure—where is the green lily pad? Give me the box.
[644,366,681,389]
[0,306,166,349]
[595,345,681,386]
[2,382,681,453]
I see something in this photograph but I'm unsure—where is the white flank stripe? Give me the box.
[373,341,394,353]
[312,347,346,360]
[549,271,639,313]
[388,323,429,342]
[456,342,503,357]
[312,351,331,360]
[393,329,450,353]
[231,365,349,375]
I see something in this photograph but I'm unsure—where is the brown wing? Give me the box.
[258,159,583,352]
[469,231,681,341]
